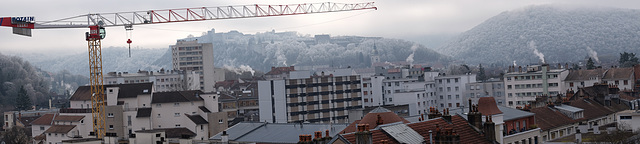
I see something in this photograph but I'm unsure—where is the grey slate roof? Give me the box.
[210,122,349,144]
[151,90,203,104]
[380,123,424,144]
[187,115,208,125]
[136,108,152,118]
[198,106,211,113]
[69,83,153,101]
[497,106,535,121]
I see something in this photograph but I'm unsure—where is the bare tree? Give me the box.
[2,126,29,144]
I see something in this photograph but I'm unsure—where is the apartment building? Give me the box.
[171,39,224,92]
[259,68,363,123]
[434,73,477,109]
[104,69,200,92]
[504,64,568,108]
[38,83,227,143]
[465,79,505,106]
[563,68,604,92]
[602,67,635,91]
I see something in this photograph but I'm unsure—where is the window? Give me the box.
[456,103,460,107]
[456,95,460,99]
[175,113,180,117]
[219,119,223,123]
[448,103,452,107]
[389,98,393,102]
[447,79,450,83]
[107,113,114,117]
[455,78,459,83]
[440,95,443,99]
[624,80,629,85]
[508,101,513,106]
[109,125,114,130]
[156,104,162,107]
[507,85,512,89]
[40,126,45,130]
[455,86,459,91]
[569,82,574,87]
[447,87,451,92]
[620,116,632,120]
[447,95,451,99]
[175,124,181,127]
[615,80,619,85]
[174,103,180,106]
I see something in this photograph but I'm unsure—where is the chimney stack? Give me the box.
[376,114,384,125]
[442,108,452,123]
[355,124,372,144]
[483,116,496,142]
[221,131,229,143]
[518,66,522,73]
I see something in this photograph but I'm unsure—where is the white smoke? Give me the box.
[528,40,545,64]
[275,49,287,66]
[223,64,255,76]
[586,47,600,63]
[513,60,517,66]
[405,44,419,66]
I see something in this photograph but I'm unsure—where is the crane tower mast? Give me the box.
[0,2,376,138]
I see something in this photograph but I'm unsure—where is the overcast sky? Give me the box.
[2,0,640,54]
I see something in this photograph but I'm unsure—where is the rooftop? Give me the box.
[341,107,410,133]
[151,90,203,103]
[498,106,534,121]
[210,122,349,143]
[44,125,76,133]
[70,83,153,101]
[135,127,196,138]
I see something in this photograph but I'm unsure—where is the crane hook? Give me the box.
[127,39,132,57]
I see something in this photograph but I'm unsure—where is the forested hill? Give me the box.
[0,53,50,111]
[437,5,640,65]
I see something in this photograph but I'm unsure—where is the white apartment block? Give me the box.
[104,69,200,92]
[171,39,224,92]
[259,69,363,123]
[563,68,604,92]
[434,73,477,109]
[34,83,226,143]
[504,64,568,108]
[465,79,505,106]
[601,67,635,91]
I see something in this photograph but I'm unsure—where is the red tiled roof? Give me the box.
[341,115,491,144]
[568,98,629,120]
[31,114,56,125]
[44,125,76,133]
[602,67,634,80]
[340,110,410,133]
[478,97,502,116]
[409,116,491,144]
[529,107,575,131]
[54,115,84,122]
[342,129,400,144]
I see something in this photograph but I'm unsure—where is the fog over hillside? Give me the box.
[438,5,640,65]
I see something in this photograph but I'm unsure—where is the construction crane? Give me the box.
[0,2,376,138]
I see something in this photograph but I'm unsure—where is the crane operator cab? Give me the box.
[86,25,106,41]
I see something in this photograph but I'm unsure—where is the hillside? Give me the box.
[438,5,640,65]
[0,53,51,111]
[23,47,171,76]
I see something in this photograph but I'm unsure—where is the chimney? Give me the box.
[221,131,229,143]
[565,63,569,70]
[575,129,582,143]
[483,116,496,142]
[314,131,323,143]
[428,107,443,119]
[467,104,483,130]
[442,108,452,123]
[518,66,522,73]
[323,130,332,143]
[355,124,372,144]
[376,114,384,125]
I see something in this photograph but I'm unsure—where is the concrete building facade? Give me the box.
[104,69,200,92]
[465,79,505,106]
[504,64,568,108]
[171,39,224,92]
[259,68,363,123]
